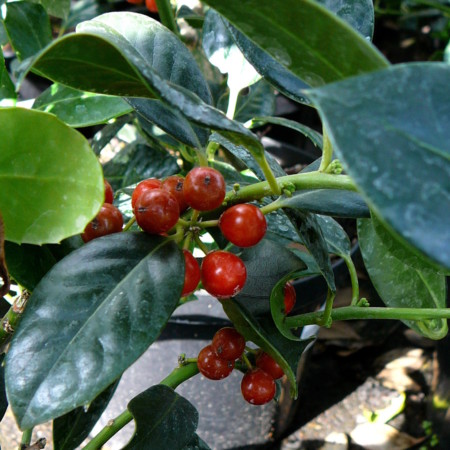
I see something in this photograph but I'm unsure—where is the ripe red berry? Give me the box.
[284,281,296,315]
[219,204,267,247]
[104,179,114,204]
[82,203,123,243]
[255,351,284,380]
[201,251,246,299]
[212,327,246,361]
[131,178,162,209]
[241,368,276,405]
[126,0,144,4]
[162,175,188,213]
[183,167,226,211]
[181,250,201,297]
[145,0,158,12]
[197,344,234,380]
[134,189,179,234]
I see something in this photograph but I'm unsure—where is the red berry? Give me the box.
[284,281,296,315]
[131,178,162,209]
[82,203,123,243]
[183,167,226,211]
[145,0,158,12]
[201,251,246,299]
[181,250,201,297]
[219,204,267,247]
[241,368,276,405]
[134,189,179,234]
[162,175,188,213]
[104,179,114,204]
[126,0,144,4]
[212,327,246,361]
[197,344,234,380]
[255,351,284,380]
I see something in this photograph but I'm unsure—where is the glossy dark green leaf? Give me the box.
[222,299,312,398]
[33,84,132,127]
[53,380,119,450]
[211,132,285,181]
[0,52,16,99]
[4,242,57,291]
[103,142,179,191]
[358,218,448,340]
[128,98,207,149]
[63,0,110,29]
[203,9,260,94]
[0,108,103,245]
[316,215,351,257]
[316,0,374,39]
[123,385,198,450]
[28,13,261,151]
[248,117,323,150]
[91,115,131,155]
[5,233,184,429]
[280,189,370,218]
[308,63,450,269]
[202,0,388,87]
[234,239,307,318]
[177,6,204,29]
[283,209,336,292]
[29,0,71,19]
[183,434,211,450]
[0,355,6,421]
[4,1,52,60]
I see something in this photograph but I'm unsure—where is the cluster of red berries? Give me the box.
[126,0,158,13]
[197,327,285,405]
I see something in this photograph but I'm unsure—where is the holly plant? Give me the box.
[0,0,449,449]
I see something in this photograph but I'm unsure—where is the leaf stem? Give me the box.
[122,216,136,232]
[319,289,335,327]
[197,219,219,228]
[344,255,360,306]
[83,363,199,450]
[226,88,239,119]
[319,127,333,172]
[194,235,210,255]
[284,306,450,329]
[155,0,178,35]
[20,428,33,448]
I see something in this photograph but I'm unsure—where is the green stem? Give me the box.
[197,219,219,228]
[225,172,356,205]
[195,148,208,167]
[319,128,333,172]
[344,255,360,306]
[179,145,195,163]
[319,289,335,327]
[122,216,136,232]
[206,141,220,160]
[285,306,450,329]
[194,235,210,255]
[241,353,253,370]
[155,0,178,35]
[83,363,199,450]
[20,429,33,448]
[260,198,285,215]
[256,155,282,196]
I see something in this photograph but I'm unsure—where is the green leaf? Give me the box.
[283,209,336,291]
[33,84,133,127]
[124,385,198,450]
[0,108,103,245]
[29,0,71,19]
[4,1,52,60]
[63,0,110,29]
[129,98,207,149]
[234,239,307,318]
[183,434,211,450]
[222,299,312,398]
[53,380,119,450]
[102,142,179,191]
[0,52,16,100]
[316,0,374,40]
[202,0,388,87]
[5,233,184,429]
[280,190,370,218]
[358,218,448,340]
[308,63,450,269]
[316,215,351,257]
[247,116,323,150]
[4,242,57,291]
[28,13,261,151]
[203,9,260,93]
